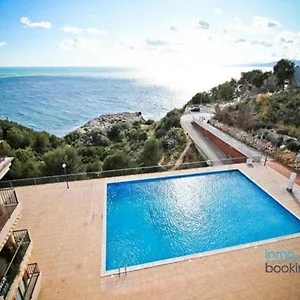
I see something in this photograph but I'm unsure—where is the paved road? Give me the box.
[180,110,228,165]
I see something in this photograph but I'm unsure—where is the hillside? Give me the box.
[212,88,300,171]
[187,58,300,171]
[0,108,199,180]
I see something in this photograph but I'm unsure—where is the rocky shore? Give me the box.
[75,112,144,134]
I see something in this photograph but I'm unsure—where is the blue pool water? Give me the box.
[106,170,300,271]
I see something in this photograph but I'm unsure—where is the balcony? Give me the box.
[0,189,19,231]
[0,230,31,298]
[23,264,41,300]
[0,189,22,248]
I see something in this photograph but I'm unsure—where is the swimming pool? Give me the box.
[104,169,300,273]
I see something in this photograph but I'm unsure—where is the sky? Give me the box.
[0,0,300,68]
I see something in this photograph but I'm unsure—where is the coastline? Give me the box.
[73,111,145,135]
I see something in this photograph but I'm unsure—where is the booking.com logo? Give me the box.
[265,249,300,273]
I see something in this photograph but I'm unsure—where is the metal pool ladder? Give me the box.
[118,266,127,277]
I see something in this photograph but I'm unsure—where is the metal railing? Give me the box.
[0,188,18,205]
[192,117,261,161]
[0,188,19,231]
[0,156,261,188]
[0,230,31,298]
[24,263,40,300]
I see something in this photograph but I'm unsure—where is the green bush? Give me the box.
[102,151,130,170]
[155,128,167,138]
[137,131,148,141]
[286,140,300,152]
[145,119,155,125]
[139,138,162,166]
[42,146,84,175]
[86,160,102,172]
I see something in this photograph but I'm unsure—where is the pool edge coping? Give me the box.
[101,165,300,277]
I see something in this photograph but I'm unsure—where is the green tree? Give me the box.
[273,59,295,89]
[155,109,181,136]
[49,134,63,148]
[7,148,40,179]
[190,92,211,105]
[239,70,272,88]
[102,151,130,170]
[140,138,162,166]
[0,140,14,157]
[34,131,50,154]
[42,146,84,175]
[210,81,235,102]
[6,127,33,149]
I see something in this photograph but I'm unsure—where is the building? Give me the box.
[291,65,300,88]
[0,141,41,300]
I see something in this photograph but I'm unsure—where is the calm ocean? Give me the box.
[0,66,262,136]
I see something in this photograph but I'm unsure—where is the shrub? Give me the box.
[145,119,155,125]
[102,151,130,170]
[139,138,162,166]
[155,128,167,138]
[91,131,110,146]
[137,131,148,141]
[86,160,102,172]
[287,140,300,152]
[107,124,123,141]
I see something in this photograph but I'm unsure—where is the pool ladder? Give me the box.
[118,266,127,277]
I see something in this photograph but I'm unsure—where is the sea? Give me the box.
[0,66,267,136]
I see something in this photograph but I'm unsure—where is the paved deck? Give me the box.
[16,163,300,300]
[267,160,300,186]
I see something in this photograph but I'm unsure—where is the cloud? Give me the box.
[252,16,281,30]
[146,39,169,46]
[214,8,223,15]
[194,20,210,30]
[170,25,179,31]
[59,37,100,51]
[62,25,82,34]
[279,37,293,44]
[86,28,108,35]
[62,25,108,35]
[233,38,247,43]
[277,31,297,44]
[20,17,52,29]
[251,40,272,47]
[225,16,282,38]
[118,38,176,53]
[0,41,6,47]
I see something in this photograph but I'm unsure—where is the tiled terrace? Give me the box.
[16,163,300,300]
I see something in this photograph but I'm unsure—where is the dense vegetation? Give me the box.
[0,108,187,180]
[188,58,296,105]
[214,87,300,136]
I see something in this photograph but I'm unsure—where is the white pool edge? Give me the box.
[101,166,300,277]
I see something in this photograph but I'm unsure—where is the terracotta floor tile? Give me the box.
[14,163,300,299]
